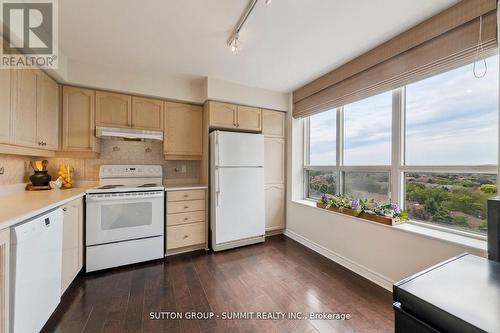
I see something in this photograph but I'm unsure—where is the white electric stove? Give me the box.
[85,165,165,272]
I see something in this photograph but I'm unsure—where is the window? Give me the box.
[344,172,390,203]
[304,55,499,236]
[309,109,336,165]
[307,171,337,199]
[344,92,392,165]
[405,173,496,234]
[405,56,499,165]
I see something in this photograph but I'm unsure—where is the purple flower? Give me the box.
[351,199,359,209]
[321,194,328,204]
[390,203,400,214]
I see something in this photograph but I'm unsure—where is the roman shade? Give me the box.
[293,0,498,118]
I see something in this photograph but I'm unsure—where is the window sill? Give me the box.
[292,199,487,254]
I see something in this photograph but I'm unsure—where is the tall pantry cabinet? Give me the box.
[263,110,286,232]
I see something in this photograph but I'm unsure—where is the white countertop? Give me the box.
[0,187,89,230]
[164,184,208,192]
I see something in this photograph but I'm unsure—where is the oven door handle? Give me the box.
[86,191,164,202]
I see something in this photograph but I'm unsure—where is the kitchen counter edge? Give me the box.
[164,184,208,192]
[0,188,88,230]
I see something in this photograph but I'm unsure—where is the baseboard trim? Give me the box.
[283,229,394,291]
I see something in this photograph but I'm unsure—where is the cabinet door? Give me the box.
[62,87,98,152]
[237,105,262,131]
[164,102,203,159]
[0,228,10,333]
[0,69,12,144]
[131,97,163,131]
[13,69,38,147]
[61,198,83,294]
[265,184,285,231]
[36,72,59,150]
[262,109,285,137]
[264,137,286,183]
[208,101,236,129]
[95,91,131,128]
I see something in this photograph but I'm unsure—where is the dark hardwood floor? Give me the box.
[43,235,394,333]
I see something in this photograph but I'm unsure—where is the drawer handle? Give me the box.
[184,218,189,221]
[183,235,189,239]
[184,206,189,209]
[183,194,189,198]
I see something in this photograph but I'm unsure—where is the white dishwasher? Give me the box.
[10,208,63,333]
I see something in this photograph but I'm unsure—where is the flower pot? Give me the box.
[30,170,51,186]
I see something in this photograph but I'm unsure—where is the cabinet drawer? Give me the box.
[167,200,205,214]
[167,211,205,226]
[168,190,205,202]
[167,222,205,250]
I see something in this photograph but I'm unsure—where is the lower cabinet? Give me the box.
[265,184,286,232]
[0,229,10,333]
[166,189,207,253]
[61,198,83,294]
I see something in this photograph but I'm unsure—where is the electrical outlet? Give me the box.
[0,166,4,175]
[181,165,186,173]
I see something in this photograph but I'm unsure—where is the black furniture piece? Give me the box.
[393,253,500,333]
[487,196,500,262]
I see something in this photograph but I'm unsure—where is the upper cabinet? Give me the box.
[237,105,261,131]
[36,72,59,150]
[12,69,59,150]
[208,101,236,129]
[62,86,100,153]
[262,109,285,138]
[0,69,12,144]
[95,91,163,131]
[95,91,131,128]
[164,102,203,160]
[132,97,163,131]
[12,69,38,148]
[208,101,262,132]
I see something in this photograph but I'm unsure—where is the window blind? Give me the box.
[293,0,498,118]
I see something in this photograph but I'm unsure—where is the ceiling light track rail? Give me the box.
[227,0,259,52]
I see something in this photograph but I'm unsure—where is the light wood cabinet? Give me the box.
[0,228,10,333]
[263,109,285,137]
[208,101,236,129]
[166,189,207,253]
[13,69,38,147]
[237,105,262,131]
[62,86,100,153]
[95,91,131,128]
[36,72,59,150]
[208,101,262,131]
[0,69,12,144]
[61,198,83,294]
[164,102,203,160]
[263,109,286,232]
[265,184,285,231]
[265,137,286,184]
[132,97,163,131]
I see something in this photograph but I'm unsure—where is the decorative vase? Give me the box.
[30,170,52,186]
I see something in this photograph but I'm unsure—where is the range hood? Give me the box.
[95,126,163,141]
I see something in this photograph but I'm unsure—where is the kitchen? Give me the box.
[0,66,287,330]
[2,1,500,332]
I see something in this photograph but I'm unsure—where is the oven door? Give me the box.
[86,191,164,246]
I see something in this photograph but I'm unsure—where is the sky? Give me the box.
[309,55,499,166]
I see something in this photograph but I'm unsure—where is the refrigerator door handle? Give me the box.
[215,167,221,206]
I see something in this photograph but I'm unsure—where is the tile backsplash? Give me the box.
[0,138,200,186]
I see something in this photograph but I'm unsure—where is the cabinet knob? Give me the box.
[184,217,189,221]
[183,235,189,239]
[62,207,67,212]
[183,194,189,198]
[184,206,189,209]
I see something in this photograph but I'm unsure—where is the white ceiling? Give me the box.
[59,0,459,93]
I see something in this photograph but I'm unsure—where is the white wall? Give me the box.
[206,77,289,111]
[64,60,206,104]
[285,111,486,291]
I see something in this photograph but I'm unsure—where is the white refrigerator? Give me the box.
[210,130,265,251]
